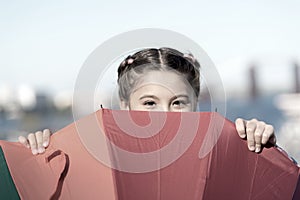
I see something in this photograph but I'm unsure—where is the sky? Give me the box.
[0,0,300,96]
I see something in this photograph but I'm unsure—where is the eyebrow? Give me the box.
[139,94,190,101]
[139,95,159,100]
[170,95,190,102]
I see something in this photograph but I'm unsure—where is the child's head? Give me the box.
[117,47,201,112]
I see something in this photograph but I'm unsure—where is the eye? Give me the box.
[143,100,156,107]
[172,100,188,108]
[173,100,184,106]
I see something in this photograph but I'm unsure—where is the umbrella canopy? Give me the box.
[0,109,299,199]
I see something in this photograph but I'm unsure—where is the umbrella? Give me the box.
[0,109,299,199]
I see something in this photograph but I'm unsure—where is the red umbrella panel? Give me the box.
[0,109,299,200]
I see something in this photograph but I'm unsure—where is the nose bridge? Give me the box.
[160,102,171,112]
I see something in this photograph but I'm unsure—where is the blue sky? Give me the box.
[0,0,299,95]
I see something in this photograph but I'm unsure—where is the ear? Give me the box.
[119,100,129,110]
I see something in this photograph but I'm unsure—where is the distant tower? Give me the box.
[294,62,300,93]
[249,65,258,99]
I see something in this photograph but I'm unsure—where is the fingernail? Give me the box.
[255,147,260,153]
[32,149,38,155]
[38,148,45,153]
[240,134,246,138]
[43,142,48,147]
[249,146,255,151]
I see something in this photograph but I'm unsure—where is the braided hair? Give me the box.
[117,47,201,102]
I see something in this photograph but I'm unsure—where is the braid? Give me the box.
[118,55,135,79]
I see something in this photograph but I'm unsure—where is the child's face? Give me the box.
[120,70,197,112]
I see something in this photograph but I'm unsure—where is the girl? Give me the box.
[18,47,276,155]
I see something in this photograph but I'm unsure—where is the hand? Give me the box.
[235,118,276,153]
[18,129,51,155]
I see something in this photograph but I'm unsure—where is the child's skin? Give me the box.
[18,70,276,155]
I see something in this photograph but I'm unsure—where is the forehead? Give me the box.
[132,70,193,95]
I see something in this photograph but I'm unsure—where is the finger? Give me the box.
[261,125,275,145]
[235,118,246,138]
[42,129,51,147]
[246,119,257,151]
[270,135,277,145]
[18,136,30,148]
[253,122,266,153]
[27,133,38,155]
[35,131,45,154]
